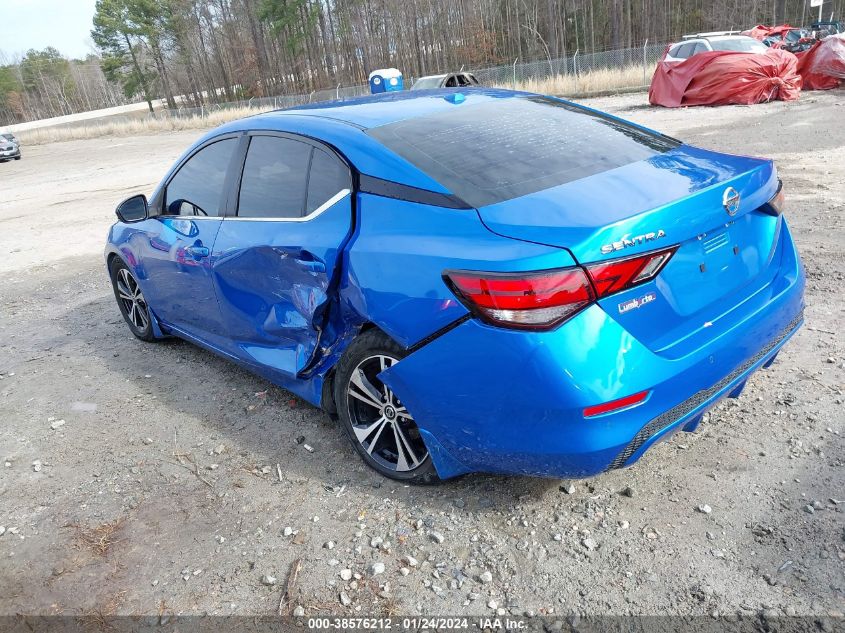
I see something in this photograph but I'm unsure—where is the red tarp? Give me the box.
[649,48,801,107]
[796,33,845,90]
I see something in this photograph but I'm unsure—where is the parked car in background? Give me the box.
[764,27,815,52]
[105,88,804,483]
[411,72,479,90]
[664,33,768,62]
[744,25,816,53]
[0,132,20,162]
[809,21,843,38]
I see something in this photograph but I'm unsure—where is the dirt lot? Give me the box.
[1,91,843,620]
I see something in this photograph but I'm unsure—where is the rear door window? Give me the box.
[367,96,680,208]
[165,138,237,216]
[306,148,351,214]
[237,136,311,219]
[675,42,696,58]
[691,42,709,55]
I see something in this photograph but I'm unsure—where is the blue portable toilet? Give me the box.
[369,68,404,94]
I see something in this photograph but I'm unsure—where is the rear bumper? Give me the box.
[381,219,805,479]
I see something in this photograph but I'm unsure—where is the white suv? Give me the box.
[665,33,769,63]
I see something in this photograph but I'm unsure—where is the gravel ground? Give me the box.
[0,91,843,619]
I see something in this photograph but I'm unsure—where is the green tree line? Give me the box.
[2,0,843,125]
[0,48,126,124]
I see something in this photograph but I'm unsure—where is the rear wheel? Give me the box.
[109,258,156,342]
[334,330,438,483]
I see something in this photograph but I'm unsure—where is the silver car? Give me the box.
[0,133,21,162]
[664,33,768,63]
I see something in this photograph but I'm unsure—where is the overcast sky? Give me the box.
[1,0,98,61]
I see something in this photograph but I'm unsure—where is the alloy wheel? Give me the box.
[346,354,429,472]
[116,268,149,331]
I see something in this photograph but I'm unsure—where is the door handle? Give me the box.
[294,258,326,273]
[185,245,210,259]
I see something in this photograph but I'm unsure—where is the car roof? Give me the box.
[704,34,758,41]
[164,87,673,206]
[228,87,525,130]
[179,88,536,196]
[671,34,759,47]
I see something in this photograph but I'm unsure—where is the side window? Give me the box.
[675,42,695,59]
[238,136,311,219]
[306,148,351,215]
[165,138,236,217]
[692,42,709,55]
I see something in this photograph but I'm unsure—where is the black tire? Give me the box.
[334,329,439,484]
[14,156,21,160]
[109,258,157,342]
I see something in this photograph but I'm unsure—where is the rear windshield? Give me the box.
[367,96,680,208]
[711,38,768,52]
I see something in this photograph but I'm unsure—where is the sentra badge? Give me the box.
[601,230,666,254]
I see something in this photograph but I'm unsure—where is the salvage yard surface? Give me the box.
[0,91,843,618]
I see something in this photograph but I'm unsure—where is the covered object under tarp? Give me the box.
[796,33,845,90]
[649,48,801,107]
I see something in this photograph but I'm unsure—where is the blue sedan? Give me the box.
[105,88,804,483]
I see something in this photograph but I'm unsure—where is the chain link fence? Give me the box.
[166,84,372,118]
[474,41,669,92]
[165,41,669,119]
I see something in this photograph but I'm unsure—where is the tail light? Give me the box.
[585,246,677,298]
[444,246,677,330]
[445,267,594,330]
[761,179,785,216]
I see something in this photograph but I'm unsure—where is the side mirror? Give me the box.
[116,194,148,223]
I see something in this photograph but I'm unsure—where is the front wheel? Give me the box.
[334,330,438,484]
[109,258,157,342]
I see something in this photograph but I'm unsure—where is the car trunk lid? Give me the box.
[476,145,782,354]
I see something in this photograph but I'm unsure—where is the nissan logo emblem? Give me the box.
[723,187,741,216]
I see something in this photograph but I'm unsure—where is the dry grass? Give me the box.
[18,65,650,145]
[500,63,651,96]
[17,105,271,146]
[76,589,127,629]
[69,517,126,556]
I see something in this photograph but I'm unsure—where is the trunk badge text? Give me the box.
[618,292,657,314]
[601,229,666,254]
[723,187,741,216]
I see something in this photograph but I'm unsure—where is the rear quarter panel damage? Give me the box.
[339,192,579,349]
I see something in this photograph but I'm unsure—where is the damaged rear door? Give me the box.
[211,132,353,377]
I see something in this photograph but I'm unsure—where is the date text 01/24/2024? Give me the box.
[306,616,528,630]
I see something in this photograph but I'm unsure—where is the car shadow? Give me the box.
[45,262,566,514]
